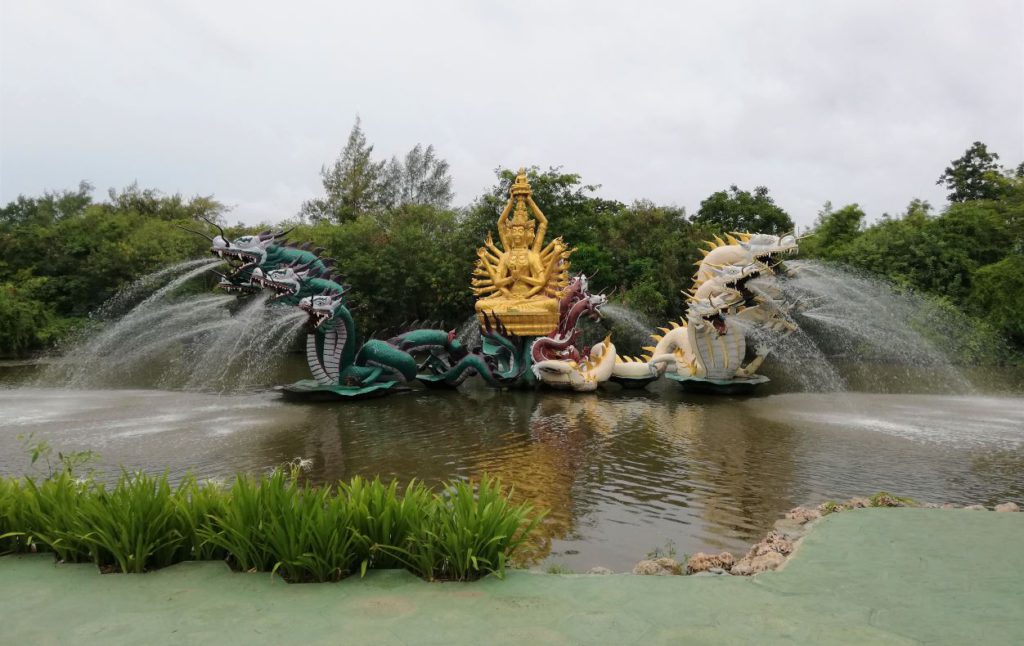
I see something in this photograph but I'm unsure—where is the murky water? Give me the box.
[1,374,1021,571]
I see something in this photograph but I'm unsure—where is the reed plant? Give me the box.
[382,477,545,581]
[344,476,434,571]
[73,471,189,573]
[0,466,544,583]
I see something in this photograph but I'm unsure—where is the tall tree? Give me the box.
[690,185,794,234]
[301,117,386,223]
[937,141,1006,203]
[380,144,454,209]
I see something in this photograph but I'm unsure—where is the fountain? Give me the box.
[43,259,305,392]
[609,232,803,393]
[102,167,987,400]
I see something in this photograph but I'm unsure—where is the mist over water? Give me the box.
[42,260,305,393]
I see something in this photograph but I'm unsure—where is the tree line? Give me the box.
[1,122,1020,362]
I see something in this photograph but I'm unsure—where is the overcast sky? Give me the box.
[2,1,1022,228]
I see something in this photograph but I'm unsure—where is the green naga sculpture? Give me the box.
[182,194,612,397]
[611,232,801,394]
[178,220,425,398]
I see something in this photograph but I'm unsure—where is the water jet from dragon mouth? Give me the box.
[768,260,993,394]
[39,261,306,393]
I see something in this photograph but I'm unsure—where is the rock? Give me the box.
[772,518,807,541]
[731,551,786,576]
[922,502,941,509]
[655,557,682,574]
[963,504,988,511]
[707,567,730,576]
[748,530,794,558]
[941,503,959,509]
[785,506,821,524]
[587,566,613,575]
[818,501,843,515]
[685,551,735,574]
[995,502,1020,513]
[845,497,871,509]
[870,493,902,507]
[632,559,679,575]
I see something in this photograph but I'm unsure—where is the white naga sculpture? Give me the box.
[611,232,800,393]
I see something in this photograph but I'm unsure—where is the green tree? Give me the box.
[0,277,66,357]
[302,117,386,223]
[802,202,865,257]
[0,183,222,355]
[937,141,1007,203]
[302,119,455,223]
[971,254,1024,345]
[380,144,454,210]
[690,185,794,234]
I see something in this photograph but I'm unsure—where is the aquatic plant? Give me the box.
[199,469,362,583]
[387,477,545,581]
[0,467,543,583]
[343,476,434,571]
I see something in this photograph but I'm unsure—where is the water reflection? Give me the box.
[0,379,1022,571]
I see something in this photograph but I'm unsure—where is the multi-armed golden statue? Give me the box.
[473,169,572,336]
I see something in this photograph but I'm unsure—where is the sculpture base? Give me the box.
[609,374,660,389]
[477,311,558,337]
[276,379,401,401]
[665,373,770,395]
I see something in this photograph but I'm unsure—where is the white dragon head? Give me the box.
[251,264,311,301]
[741,232,799,262]
[298,292,344,330]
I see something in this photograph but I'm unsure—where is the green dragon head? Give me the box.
[299,291,346,331]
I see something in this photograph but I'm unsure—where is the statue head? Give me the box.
[507,199,536,248]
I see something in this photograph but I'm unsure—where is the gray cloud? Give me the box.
[1,0,1021,228]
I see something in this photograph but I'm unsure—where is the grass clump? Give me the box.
[390,477,543,582]
[0,460,543,583]
[869,491,917,508]
[820,501,843,515]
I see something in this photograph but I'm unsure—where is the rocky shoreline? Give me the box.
[616,494,1021,578]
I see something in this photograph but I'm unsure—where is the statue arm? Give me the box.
[496,200,513,250]
[493,256,514,294]
[526,196,548,253]
[523,252,558,296]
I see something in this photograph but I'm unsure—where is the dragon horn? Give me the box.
[273,226,296,239]
[175,224,214,242]
[200,217,227,241]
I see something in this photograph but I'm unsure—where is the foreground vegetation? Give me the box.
[0,461,543,583]
[1,125,1020,361]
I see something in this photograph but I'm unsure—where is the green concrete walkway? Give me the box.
[1,509,1022,645]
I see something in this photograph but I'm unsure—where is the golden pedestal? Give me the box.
[477,309,559,337]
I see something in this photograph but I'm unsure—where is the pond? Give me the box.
[2,362,1021,572]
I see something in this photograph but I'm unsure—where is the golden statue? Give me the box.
[473,169,571,335]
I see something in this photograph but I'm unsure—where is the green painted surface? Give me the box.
[1,509,1021,645]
